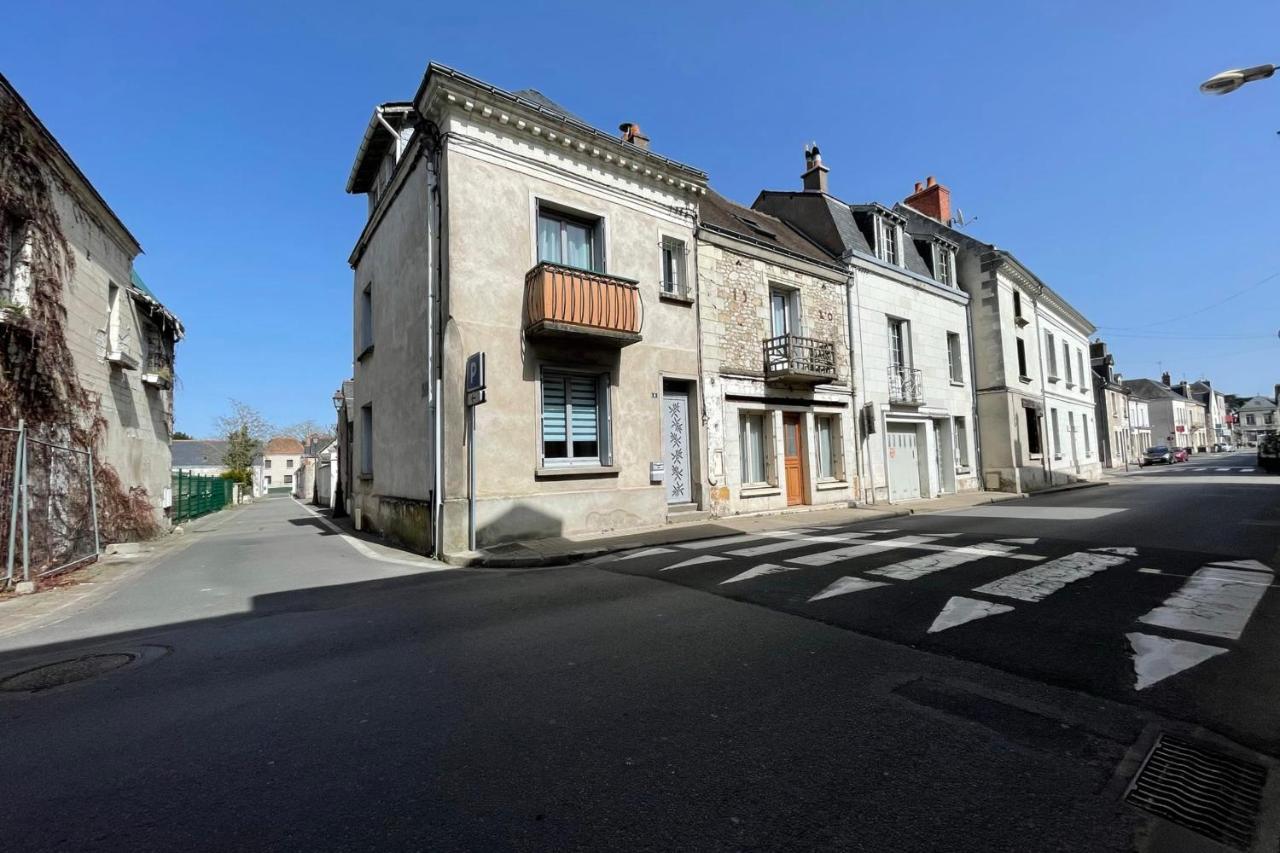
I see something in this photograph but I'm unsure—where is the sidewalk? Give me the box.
[445,490,1028,568]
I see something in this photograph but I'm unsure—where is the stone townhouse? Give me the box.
[1234,389,1279,445]
[1121,376,1206,452]
[1089,340,1132,468]
[1,73,182,550]
[1188,380,1231,450]
[896,179,1100,491]
[345,64,707,554]
[261,436,302,494]
[1128,396,1152,457]
[755,158,979,504]
[695,189,854,515]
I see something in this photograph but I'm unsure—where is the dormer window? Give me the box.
[876,216,901,266]
[932,242,955,286]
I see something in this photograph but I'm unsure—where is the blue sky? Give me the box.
[7,1,1279,436]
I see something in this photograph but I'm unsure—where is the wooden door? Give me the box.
[783,414,805,506]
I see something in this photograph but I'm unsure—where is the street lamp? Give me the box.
[1200,63,1277,95]
[331,389,343,411]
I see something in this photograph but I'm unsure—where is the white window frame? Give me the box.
[538,367,613,468]
[1063,341,1074,387]
[1015,337,1028,379]
[1045,331,1058,379]
[877,217,901,266]
[739,411,772,486]
[769,286,800,338]
[659,235,687,298]
[946,332,963,384]
[888,317,911,368]
[815,414,842,481]
[1083,414,1092,456]
[1076,350,1086,393]
[932,243,955,286]
[954,416,971,470]
[1051,408,1062,459]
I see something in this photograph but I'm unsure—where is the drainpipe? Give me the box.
[691,208,712,508]
[414,118,446,558]
[845,259,876,504]
[376,107,406,161]
[1030,288,1050,490]
[964,299,983,489]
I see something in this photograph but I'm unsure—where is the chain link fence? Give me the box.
[2,421,100,586]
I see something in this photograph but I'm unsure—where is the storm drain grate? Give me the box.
[1125,734,1267,851]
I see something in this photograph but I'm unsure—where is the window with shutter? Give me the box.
[541,370,610,466]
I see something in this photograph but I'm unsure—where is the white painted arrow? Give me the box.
[720,563,800,585]
[1127,632,1227,690]
[928,596,1015,633]
[808,576,888,603]
[615,547,676,561]
[660,554,729,572]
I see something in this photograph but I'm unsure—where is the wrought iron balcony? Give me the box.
[888,364,924,404]
[763,334,837,385]
[524,262,642,347]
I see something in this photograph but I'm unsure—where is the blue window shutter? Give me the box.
[569,376,598,441]
[542,376,567,442]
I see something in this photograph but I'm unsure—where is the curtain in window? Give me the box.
[537,215,560,265]
[741,414,766,483]
[565,221,592,270]
[771,293,789,338]
[817,417,834,478]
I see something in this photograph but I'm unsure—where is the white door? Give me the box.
[663,388,691,504]
[887,423,922,502]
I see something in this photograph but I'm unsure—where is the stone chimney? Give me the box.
[904,175,952,224]
[1274,383,1280,404]
[618,122,650,151]
[1180,380,1192,399]
[801,143,829,193]
[1161,371,1171,386]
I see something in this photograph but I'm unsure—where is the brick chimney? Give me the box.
[903,176,951,224]
[801,143,829,193]
[618,122,650,151]
[1161,371,1171,386]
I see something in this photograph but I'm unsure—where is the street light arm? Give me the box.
[1200,63,1277,95]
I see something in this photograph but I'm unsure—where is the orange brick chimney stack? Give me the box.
[904,175,951,224]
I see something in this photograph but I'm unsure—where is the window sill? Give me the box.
[357,344,374,361]
[1065,382,1075,390]
[949,380,964,387]
[358,473,373,481]
[1014,316,1029,328]
[535,464,620,479]
[1047,376,1059,384]
[740,485,781,498]
[955,466,972,475]
[658,291,694,305]
[1018,375,1033,384]
[815,480,849,492]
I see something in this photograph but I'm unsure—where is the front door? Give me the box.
[783,414,805,506]
[887,422,923,502]
[662,387,691,504]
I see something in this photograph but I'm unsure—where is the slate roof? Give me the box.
[171,440,229,469]
[1122,378,1200,403]
[1238,395,1278,410]
[699,190,839,266]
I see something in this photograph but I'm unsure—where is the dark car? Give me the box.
[1259,435,1280,473]
[1142,445,1174,465]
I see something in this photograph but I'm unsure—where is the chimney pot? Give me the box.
[904,175,951,224]
[1161,371,1171,386]
[619,121,650,150]
[914,181,923,193]
[801,142,829,193]
[926,176,937,187]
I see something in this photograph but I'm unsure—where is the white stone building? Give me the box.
[261,436,302,494]
[1128,397,1152,457]
[1122,377,1206,452]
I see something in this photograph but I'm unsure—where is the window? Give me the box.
[360,404,373,476]
[877,217,900,266]
[740,413,768,484]
[265,475,272,485]
[1076,350,1086,391]
[1051,409,1061,457]
[264,459,272,469]
[1063,341,1073,385]
[888,318,910,367]
[541,370,611,467]
[934,244,954,286]
[816,415,839,479]
[1,217,32,307]
[946,332,963,383]
[660,237,686,297]
[359,283,373,354]
[1025,407,1042,456]
[955,417,970,469]
[1245,414,1255,425]
[286,459,294,469]
[537,207,599,272]
[1068,411,1076,455]
[1045,332,1058,378]
[1016,338,1028,379]
[107,281,122,351]
[284,474,293,485]
[1083,414,1091,455]
[770,288,799,338]
[1013,290,1023,319]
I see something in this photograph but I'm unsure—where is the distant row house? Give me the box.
[335,63,1109,557]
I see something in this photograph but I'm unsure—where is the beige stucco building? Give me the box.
[345,64,707,555]
[1,73,182,543]
[261,436,302,494]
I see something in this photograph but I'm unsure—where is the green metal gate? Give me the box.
[171,470,233,523]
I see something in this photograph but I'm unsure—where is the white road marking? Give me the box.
[863,528,899,534]
[1119,476,1280,486]
[1210,559,1273,573]
[290,499,453,570]
[808,576,889,602]
[1215,467,1233,472]
[616,547,676,561]
[787,536,1043,568]
[940,506,1127,520]
[973,551,1128,602]
[1138,568,1162,575]
[1137,564,1270,640]
[1092,546,1138,556]
[674,529,816,550]
[720,563,801,585]
[1127,632,1227,690]
[868,543,1018,581]
[1239,468,1256,473]
[928,597,1016,633]
[660,555,728,572]
[998,537,1039,545]
[727,531,870,557]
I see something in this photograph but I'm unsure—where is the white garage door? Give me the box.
[887,423,922,502]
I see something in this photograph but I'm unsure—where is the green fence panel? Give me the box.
[171,470,233,523]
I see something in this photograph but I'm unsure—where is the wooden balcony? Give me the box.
[763,334,837,385]
[524,263,642,347]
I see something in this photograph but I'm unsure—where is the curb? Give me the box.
[1028,480,1109,496]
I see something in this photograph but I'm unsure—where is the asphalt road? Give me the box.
[0,461,1274,851]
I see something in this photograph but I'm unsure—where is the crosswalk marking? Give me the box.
[1215,467,1232,472]
[1092,546,1138,556]
[719,563,800,585]
[1127,632,1227,690]
[808,576,888,602]
[998,537,1039,545]
[1137,563,1270,640]
[616,547,676,561]
[674,529,816,550]
[868,543,1017,581]
[928,597,1015,633]
[661,555,729,572]
[1239,467,1256,472]
[973,551,1128,602]
[727,531,870,558]
[786,536,1043,568]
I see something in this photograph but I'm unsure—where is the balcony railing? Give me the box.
[763,334,836,384]
[524,262,642,347]
[888,364,924,404]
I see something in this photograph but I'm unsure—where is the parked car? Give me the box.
[1142,445,1174,466]
[1259,435,1280,473]
[1171,447,1190,463]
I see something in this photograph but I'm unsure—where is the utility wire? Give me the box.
[1096,270,1280,331]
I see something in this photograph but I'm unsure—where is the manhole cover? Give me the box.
[1125,734,1267,851]
[0,653,137,692]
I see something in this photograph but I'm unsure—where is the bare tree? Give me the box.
[214,399,274,443]
[278,418,334,441]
